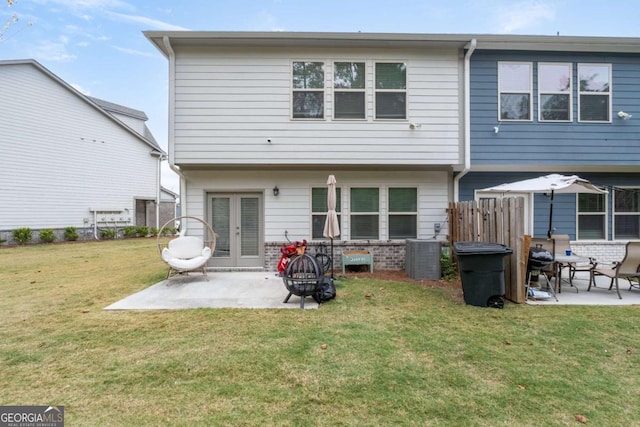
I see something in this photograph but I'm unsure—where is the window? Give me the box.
[578,63,611,122]
[334,62,366,119]
[614,188,640,239]
[350,188,379,239]
[498,62,532,120]
[577,193,606,240]
[292,61,324,119]
[311,187,341,239]
[375,62,406,119]
[538,63,572,121]
[388,188,417,239]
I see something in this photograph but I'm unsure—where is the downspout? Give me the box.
[453,38,477,202]
[162,35,187,234]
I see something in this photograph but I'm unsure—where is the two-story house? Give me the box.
[0,59,169,243]
[456,35,640,260]
[145,32,478,270]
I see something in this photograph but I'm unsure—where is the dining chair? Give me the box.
[588,241,640,299]
[552,234,596,292]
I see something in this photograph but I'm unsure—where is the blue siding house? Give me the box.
[458,35,640,254]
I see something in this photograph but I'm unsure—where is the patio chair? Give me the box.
[588,241,640,299]
[157,216,216,281]
[552,234,596,292]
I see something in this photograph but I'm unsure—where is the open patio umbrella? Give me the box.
[323,174,340,279]
[479,174,607,238]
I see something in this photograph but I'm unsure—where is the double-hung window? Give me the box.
[577,193,607,240]
[538,63,572,122]
[388,188,417,239]
[350,188,379,239]
[614,188,640,239]
[375,62,406,119]
[498,62,532,121]
[334,62,366,119]
[578,63,611,122]
[292,61,324,119]
[311,187,342,240]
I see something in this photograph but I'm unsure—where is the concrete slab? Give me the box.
[525,271,640,306]
[104,271,319,310]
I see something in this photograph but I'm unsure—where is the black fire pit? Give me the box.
[282,253,323,308]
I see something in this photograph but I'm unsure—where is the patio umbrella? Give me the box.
[479,174,607,238]
[323,174,340,279]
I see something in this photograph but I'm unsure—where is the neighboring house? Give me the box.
[0,59,168,243]
[457,35,640,260]
[144,31,478,270]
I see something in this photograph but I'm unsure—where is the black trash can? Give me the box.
[453,242,513,308]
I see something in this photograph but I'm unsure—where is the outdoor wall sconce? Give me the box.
[409,122,421,129]
[273,186,279,196]
[618,111,632,120]
[493,122,502,133]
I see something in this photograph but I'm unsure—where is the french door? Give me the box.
[208,193,263,268]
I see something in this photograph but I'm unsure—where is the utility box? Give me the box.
[405,239,441,280]
[453,242,513,308]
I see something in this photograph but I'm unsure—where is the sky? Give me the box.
[1,0,639,193]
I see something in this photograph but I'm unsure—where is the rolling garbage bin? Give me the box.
[453,242,513,308]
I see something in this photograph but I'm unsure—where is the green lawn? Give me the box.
[1,239,639,426]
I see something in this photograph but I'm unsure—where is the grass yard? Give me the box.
[1,239,639,426]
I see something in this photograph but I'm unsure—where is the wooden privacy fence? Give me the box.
[448,197,528,303]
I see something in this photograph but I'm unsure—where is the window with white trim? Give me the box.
[498,62,532,121]
[350,188,379,239]
[577,193,606,240]
[388,188,417,239]
[311,187,341,240]
[292,61,324,119]
[614,188,640,240]
[538,63,572,122]
[334,62,366,119]
[375,62,406,119]
[578,63,611,122]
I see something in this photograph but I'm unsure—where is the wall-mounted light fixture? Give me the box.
[272,186,279,196]
[409,122,421,130]
[618,111,632,120]
[493,122,502,133]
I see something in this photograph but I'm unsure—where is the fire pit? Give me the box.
[282,253,323,308]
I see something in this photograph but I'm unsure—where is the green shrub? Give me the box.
[440,248,458,282]
[39,229,57,243]
[123,226,138,238]
[162,227,177,236]
[149,227,159,237]
[12,228,32,245]
[136,226,149,237]
[64,227,79,241]
[100,229,117,240]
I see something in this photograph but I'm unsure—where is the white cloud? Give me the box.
[29,39,76,62]
[105,11,189,31]
[497,1,556,33]
[112,45,158,58]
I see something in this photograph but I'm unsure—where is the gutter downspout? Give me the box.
[162,35,188,235]
[453,38,477,202]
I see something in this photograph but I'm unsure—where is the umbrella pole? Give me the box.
[330,238,335,280]
[547,190,555,238]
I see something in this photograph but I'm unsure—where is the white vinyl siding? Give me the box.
[0,63,158,230]
[171,46,461,167]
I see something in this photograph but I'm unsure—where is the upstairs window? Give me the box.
[614,188,640,240]
[334,62,366,119]
[578,64,611,122]
[498,62,532,121]
[350,188,379,239]
[311,187,342,240]
[292,61,324,119]
[538,63,572,122]
[375,62,406,119]
[577,193,606,240]
[388,188,417,239]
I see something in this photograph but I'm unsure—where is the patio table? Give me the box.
[554,254,590,293]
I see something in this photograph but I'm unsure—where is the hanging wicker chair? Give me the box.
[157,216,216,281]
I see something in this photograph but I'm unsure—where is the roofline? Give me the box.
[0,59,165,155]
[144,31,640,56]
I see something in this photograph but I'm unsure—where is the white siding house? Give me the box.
[0,59,166,243]
[145,32,475,270]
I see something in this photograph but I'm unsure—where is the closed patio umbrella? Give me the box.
[323,174,340,279]
[480,174,607,238]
